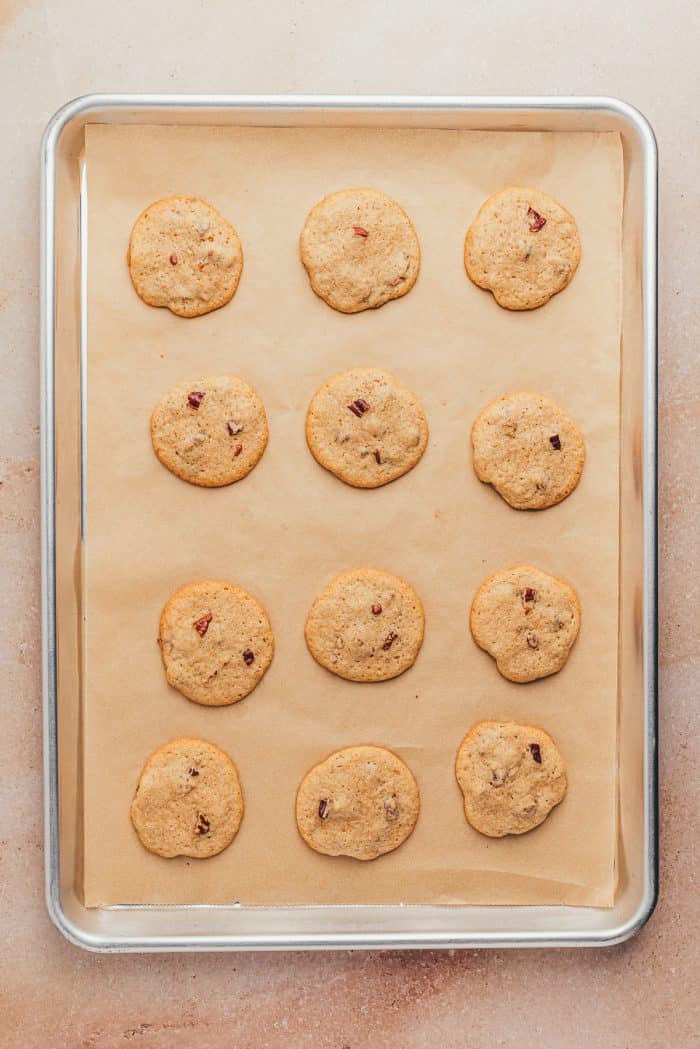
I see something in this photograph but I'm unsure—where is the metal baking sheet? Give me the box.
[41,94,658,951]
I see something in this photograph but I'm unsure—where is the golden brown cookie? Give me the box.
[130,738,244,858]
[455,721,567,837]
[150,374,268,487]
[158,580,274,706]
[470,565,580,682]
[471,391,585,509]
[300,188,420,313]
[128,195,243,317]
[464,187,580,310]
[305,567,425,682]
[295,745,420,860]
[305,367,428,488]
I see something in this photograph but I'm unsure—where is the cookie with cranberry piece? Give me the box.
[158,580,274,706]
[464,187,580,310]
[130,738,244,858]
[455,721,567,837]
[128,195,243,317]
[295,745,420,860]
[300,188,420,313]
[305,567,424,682]
[470,565,580,682]
[305,367,428,488]
[150,374,268,487]
[471,391,585,509]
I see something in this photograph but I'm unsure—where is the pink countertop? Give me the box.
[1,2,697,1046]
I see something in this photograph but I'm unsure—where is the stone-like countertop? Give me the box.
[1,2,696,1046]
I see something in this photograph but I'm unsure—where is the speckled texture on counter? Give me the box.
[0,1,697,1046]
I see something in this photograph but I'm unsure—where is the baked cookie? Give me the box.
[455,721,567,837]
[470,565,580,682]
[150,374,268,487]
[128,195,243,318]
[305,568,424,682]
[472,391,585,509]
[464,187,580,310]
[300,188,420,313]
[295,745,420,860]
[158,580,274,705]
[130,738,244,858]
[306,368,428,488]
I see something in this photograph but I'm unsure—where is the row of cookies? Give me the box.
[151,368,585,507]
[128,186,580,318]
[130,726,568,861]
[157,565,580,709]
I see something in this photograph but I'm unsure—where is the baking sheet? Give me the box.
[82,124,622,907]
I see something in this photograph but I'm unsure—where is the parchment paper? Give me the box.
[83,124,622,907]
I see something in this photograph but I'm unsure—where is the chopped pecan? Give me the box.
[352,226,369,237]
[193,613,212,637]
[384,796,400,821]
[347,398,371,417]
[374,449,382,464]
[382,630,398,651]
[242,648,255,666]
[233,444,243,457]
[527,206,547,232]
[371,603,383,616]
[169,252,178,265]
[195,813,210,835]
[318,799,329,819]
[188,767,200,777]
[529,743,542,764]
[227,420,243,436]
[549,433,561,450]
[187,391,206,409]
[521,588,536,615]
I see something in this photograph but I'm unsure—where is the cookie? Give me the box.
[128,195,243,318]
[305,368,428,488]
[470,565,580,683]
[455,721,567,837]
[464,187,580,310]
[300,188,420,313]
[295,745,420,860]
[305,568,424,682]
[130,738,244,858]
[158,580,274,706]
[471,392,585,509]
[150,375,268,487]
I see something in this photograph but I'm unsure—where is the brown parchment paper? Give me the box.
[82,123,622,907]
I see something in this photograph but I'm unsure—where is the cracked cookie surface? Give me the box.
[300,188,420,313]
[455,721,567,837]
[295,745,420,860]
[130,738,244,858]
[470,565,580,683]
[305,567,424,682]
[128,195,243,317]
[158,579,274,705]
[471,391,585,509]
[150,374,268,487]
[464,187,580,310]
[305,367,428,488]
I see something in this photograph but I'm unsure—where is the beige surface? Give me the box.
[0,0,697,1046]
[82,123,620,908]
